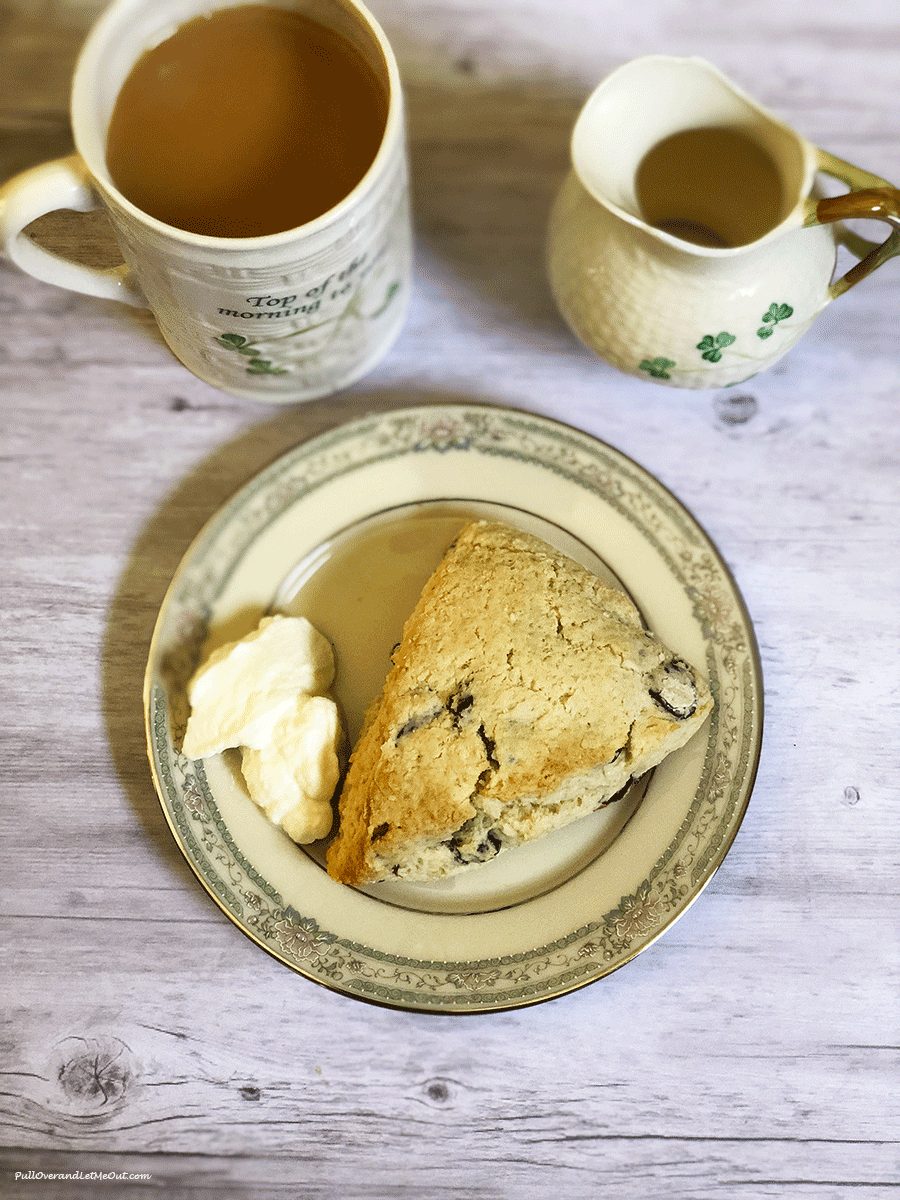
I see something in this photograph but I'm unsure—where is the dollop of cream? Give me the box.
[241,695,341,844]
[182,615,334,759]
[181,614,342,844]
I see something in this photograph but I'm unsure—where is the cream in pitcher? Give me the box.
[547,56,899,388]
[0,0,413,403]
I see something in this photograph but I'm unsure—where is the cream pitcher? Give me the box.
[547,56,899,388]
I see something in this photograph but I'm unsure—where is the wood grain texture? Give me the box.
[1,0,898,1197]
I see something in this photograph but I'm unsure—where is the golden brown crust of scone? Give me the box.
[326,520,712,885]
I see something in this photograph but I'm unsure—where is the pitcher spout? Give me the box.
[570,55,815,254]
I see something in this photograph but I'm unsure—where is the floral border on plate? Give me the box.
[146,405,761,1010]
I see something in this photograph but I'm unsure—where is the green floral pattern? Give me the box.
[147,407,761,1011]
[696,331,736,363]
[756,302,793,339]
[638,305,798,381]
[215,333,288,376]
[639,357,676,379]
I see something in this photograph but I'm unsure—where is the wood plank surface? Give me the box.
[1,1,898,1197]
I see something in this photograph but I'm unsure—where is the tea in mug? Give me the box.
[106,4,388,237]
[635,125,785,248]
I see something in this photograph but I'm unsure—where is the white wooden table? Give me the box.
[2,1,898,1196]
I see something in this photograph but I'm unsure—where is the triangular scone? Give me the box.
[326,521,713,885]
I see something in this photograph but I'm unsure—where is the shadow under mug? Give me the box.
[0,0,413,404]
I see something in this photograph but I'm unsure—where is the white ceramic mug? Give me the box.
[0,0,412,403]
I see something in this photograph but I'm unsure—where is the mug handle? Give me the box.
[0,155,146,307]
[805,148,900,299]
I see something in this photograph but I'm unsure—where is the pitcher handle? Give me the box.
[805,148,900,299]
[0,155,147,307]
